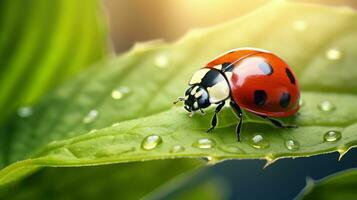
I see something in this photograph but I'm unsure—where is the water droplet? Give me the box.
[285,139,300,151]
[205,156,213,161]
[264,155,277,168]
[293,20,307,31]
[337,146,349,161]
[17,106,33,118]
[249,134,269,149]
[83,110,98,124]
[318,100,335,112]
[141,135,162,150]
[192,138,216,149]
[205,156,215,163]
[201,156,222,165]
[326,48,341,60]
[324,130,341,142]
[170,145,185,153]
[111,86,130,100]
[155,54,169,68]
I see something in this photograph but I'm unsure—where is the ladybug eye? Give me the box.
[196,89,210,109]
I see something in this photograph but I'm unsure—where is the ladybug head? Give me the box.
[175,68,230,116]
[174,85,211,116]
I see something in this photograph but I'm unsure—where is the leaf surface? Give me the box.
[298,169,357,200]
[0,0,108,125]
[0,159,202,200]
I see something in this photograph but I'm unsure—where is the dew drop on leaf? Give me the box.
[292,20,307,31]
[170,145,185,153]
[192,138,216,149]
[264,155,276,168]
[325,48,341,60]
[205,156,213,161]
[337,146,348,160]
[318,100,335,112]
[17,106,33,118]
[83,110,99,124]
[285,139,300,151]
[111,86,130,100]
[324,130,341,142]
[141,135,162,150]
[249,134,269,149]
[155,53,169,68]
[202,156,222,165]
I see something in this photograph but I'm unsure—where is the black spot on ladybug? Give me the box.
[280,92,291,108]
[285,68,295,85]
[258,62,273,75]
[221,62,233,72]
[201,69,225,88]
[254,90,267,106]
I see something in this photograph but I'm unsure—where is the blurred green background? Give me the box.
[0,0,357,199]
[104,0,357,53]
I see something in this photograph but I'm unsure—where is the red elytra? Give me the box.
[205,48,300,117]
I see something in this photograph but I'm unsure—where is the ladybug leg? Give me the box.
[230,101,243,142]
[206,101,226,133]
[258,115,297,128]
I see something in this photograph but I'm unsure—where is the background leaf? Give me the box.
[1,1,357,186]
[0,159,203,200]
[0,0,108,125]
[298,168,357,200]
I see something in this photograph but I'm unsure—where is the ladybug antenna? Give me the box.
[199,108,205,115]
[173,97,186,104]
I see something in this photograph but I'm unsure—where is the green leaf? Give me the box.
[0,0,108,125]
[298,169,357,200]
[149,177,226,200]
[143,165,228,200]
[0,159,202,200]
[1,1,357,185]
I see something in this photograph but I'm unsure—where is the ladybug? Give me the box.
[174,48,300,141]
